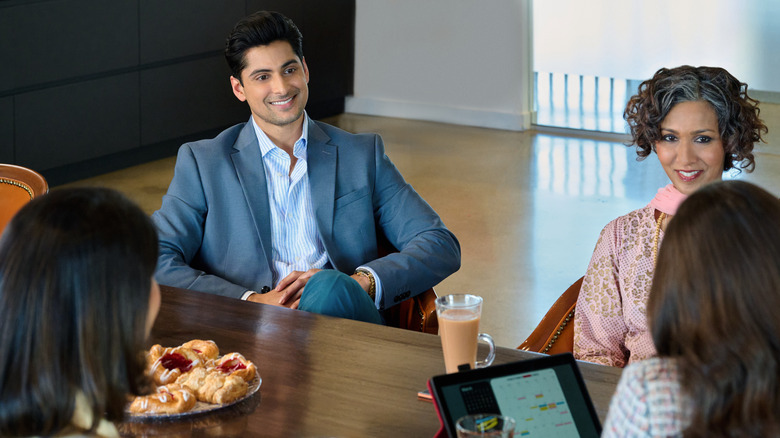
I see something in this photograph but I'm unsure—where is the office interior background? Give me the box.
[2,0,779,348]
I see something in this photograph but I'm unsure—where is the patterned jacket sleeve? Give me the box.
[574,218,630,367]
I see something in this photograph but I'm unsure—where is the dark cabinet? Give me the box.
[0,0,354,185]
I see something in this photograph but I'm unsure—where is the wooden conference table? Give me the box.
[119,285,622,437]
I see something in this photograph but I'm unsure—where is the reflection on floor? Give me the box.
[59,110,780,348]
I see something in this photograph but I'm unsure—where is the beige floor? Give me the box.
[60,107,780,348]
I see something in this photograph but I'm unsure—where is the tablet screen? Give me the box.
[430,353,601,437]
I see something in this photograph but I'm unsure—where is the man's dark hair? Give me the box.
[225,11,304,83]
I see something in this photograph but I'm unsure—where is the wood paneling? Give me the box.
[15,73,140,170]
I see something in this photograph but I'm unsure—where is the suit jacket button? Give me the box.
[261,286,271,293]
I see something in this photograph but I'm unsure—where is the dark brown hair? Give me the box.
[650,180,780,437]
[0,188,158,435]
[225,10,304,83]
[624,66,767,172]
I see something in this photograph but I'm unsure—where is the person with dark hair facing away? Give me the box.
[0,188,160,437]
[152,11,460,324]
[602,180,780,436]
[574,65,768,367]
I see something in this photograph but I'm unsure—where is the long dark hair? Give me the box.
[0,188,158,435]
[650,180,780,437]
[624,65,767,172]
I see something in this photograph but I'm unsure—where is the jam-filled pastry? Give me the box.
[214,352,256,382]
[145,344,165,368]
[175,366,210,396]
[197,372,248,404]
[149,346,204,386]
[128,384,196,415]
[181,339,219,361]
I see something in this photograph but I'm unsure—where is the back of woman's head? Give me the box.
[0,187,158,436]
[650,180,780,437]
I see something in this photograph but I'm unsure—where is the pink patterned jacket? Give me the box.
[574,204,660,368]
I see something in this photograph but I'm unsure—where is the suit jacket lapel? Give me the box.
[307,120,337,241]
[230,123,273,266]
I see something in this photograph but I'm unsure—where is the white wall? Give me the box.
[347,0,533,131]
[535,0,780,93]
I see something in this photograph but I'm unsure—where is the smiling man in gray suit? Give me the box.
[151,11,460,323]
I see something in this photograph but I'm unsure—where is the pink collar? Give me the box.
[649,184,687,215]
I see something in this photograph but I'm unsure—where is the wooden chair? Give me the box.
[0,164,49,232]
[375,230,439,335]
[517,276,583,354]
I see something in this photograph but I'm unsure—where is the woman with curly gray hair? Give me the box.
[573,66,767,368]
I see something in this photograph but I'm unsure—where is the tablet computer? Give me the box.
[427,353,601,437]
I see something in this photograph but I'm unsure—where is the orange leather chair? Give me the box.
[0,164,49,232]
[517,276,583,354]
[383,287,438,334]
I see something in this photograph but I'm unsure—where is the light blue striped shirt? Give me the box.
[251,114,330,287]
[247,115,383,307]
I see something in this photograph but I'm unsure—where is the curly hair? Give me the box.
[624,66,767,172]
[650,180,780,437]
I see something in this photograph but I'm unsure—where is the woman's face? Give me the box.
[145,278,161,338]
[655,100,725,195]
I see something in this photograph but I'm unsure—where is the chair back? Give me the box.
[0,164,49,233]
[375,230,439,334]
[517,276,583,354]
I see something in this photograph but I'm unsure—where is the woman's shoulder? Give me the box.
[609,204,655,229]
[603,357,685,437]
[625,358,686,432]
[614,358,681,415]
[624,356,678,383]
[597,204,656,245]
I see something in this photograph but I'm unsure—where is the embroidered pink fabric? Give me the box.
[574,186,687,368]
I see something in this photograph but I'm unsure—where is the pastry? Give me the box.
[214,352,257,382]
[181,339,219,361]
[128,384,196,415]
[133,340,257,415]
[197,372,248,404]
[145,344,165,368]
[149,346,204,386]
[175,366,210,395]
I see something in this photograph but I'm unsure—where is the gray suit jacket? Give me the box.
[152,119,460,310]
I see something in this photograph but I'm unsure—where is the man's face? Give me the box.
[230,40,309,134]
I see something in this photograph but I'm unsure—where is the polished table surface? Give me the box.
[120,286,622,437]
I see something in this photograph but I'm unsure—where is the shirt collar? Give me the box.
[250,112,309,159]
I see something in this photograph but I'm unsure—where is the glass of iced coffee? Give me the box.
[435,294,496,374]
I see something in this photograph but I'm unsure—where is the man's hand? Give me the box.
[273,268,322,309]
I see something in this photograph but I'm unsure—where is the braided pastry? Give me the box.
[181,339,219,361]
[214,352,257,382]
[128,384,197,415]
[197,372,248,404]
